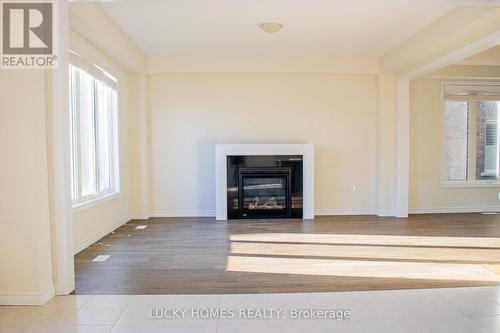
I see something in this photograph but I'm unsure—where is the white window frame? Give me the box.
[70,50,120,209]
[441,81,500,188]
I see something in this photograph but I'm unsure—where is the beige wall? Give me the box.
[376,74,397,215]
[70,32,133,250]
[410,78,500,211]
[70,3,144,72]
[0,70,54,296]
[129,73,150,217]
[149,74,379,214]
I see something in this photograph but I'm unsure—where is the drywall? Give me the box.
[427,64,500,79]
[129,73,151,217]
[69,3,144,72]
[381,6,500,75]
[70,32,133,251]
[0,70,54,303]
[146,56,380,74]
[376,74,397,216]
[149,73,378,215]
[410,78,500,211]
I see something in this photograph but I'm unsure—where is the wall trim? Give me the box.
[149,211,216,218]
[73,215,131,254]
[315,209,377,216]
[144,209,384,218]
[0,284,55,306]
[409,206,500,214]
[101,209,398,221]
[129,207,500,218]
[376,209,396,217]
[131,212,151,220]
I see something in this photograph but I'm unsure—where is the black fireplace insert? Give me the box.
[227,155,303,219]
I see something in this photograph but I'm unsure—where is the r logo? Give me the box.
[2,1,52,54]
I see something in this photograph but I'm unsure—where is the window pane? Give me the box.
[69,56,118,205]
[79,69,97,197]
[476,101,499,180]
[95,81,114,192]
[443,101,468,181]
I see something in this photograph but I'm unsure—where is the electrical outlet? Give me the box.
[351,185,356,192]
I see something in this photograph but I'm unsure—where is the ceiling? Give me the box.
[97,0,497,58]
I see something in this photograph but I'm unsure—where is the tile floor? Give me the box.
[1,287,500,332]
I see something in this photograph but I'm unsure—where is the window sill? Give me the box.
[440,182,500,188]
[72,191,121,213]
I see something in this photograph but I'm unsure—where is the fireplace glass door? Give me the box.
[238,168,291,218]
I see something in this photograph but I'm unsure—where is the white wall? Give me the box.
[0,70,54,303]
[149,73,379,215]
[410,78,500,212]
[70,32,133,252]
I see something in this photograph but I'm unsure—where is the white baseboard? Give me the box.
[149,209,382,218]
[409,206,500,214]
[0,284,55,306]
[73,215,131,254]
[142,209,393,218]
[131,212,151,220]
[130,207,500,219]
[315,209,377,216]
[149,210,216,217]
[376,209,396,217]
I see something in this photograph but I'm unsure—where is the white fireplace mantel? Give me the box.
[215,144,314,220]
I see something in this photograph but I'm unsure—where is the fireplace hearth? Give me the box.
[227,155,303,219]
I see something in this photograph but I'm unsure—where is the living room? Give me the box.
[1,1,500,332]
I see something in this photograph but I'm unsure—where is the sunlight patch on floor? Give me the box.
[484,265,500,275]
[230,242,500,263]
[229,233,500,248]
[227,233,500,283]
[226,255,500,282]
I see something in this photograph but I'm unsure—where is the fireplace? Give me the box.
[215,144,314,220]
[227,155,303,219]
[239,167,291,218]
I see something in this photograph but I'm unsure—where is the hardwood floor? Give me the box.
[74,214,500,294]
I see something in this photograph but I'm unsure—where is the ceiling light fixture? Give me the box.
[258,22,284,33]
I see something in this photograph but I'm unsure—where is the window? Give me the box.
[69,52,119,206]
[442,83,500,186]
[477,102,499,179]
